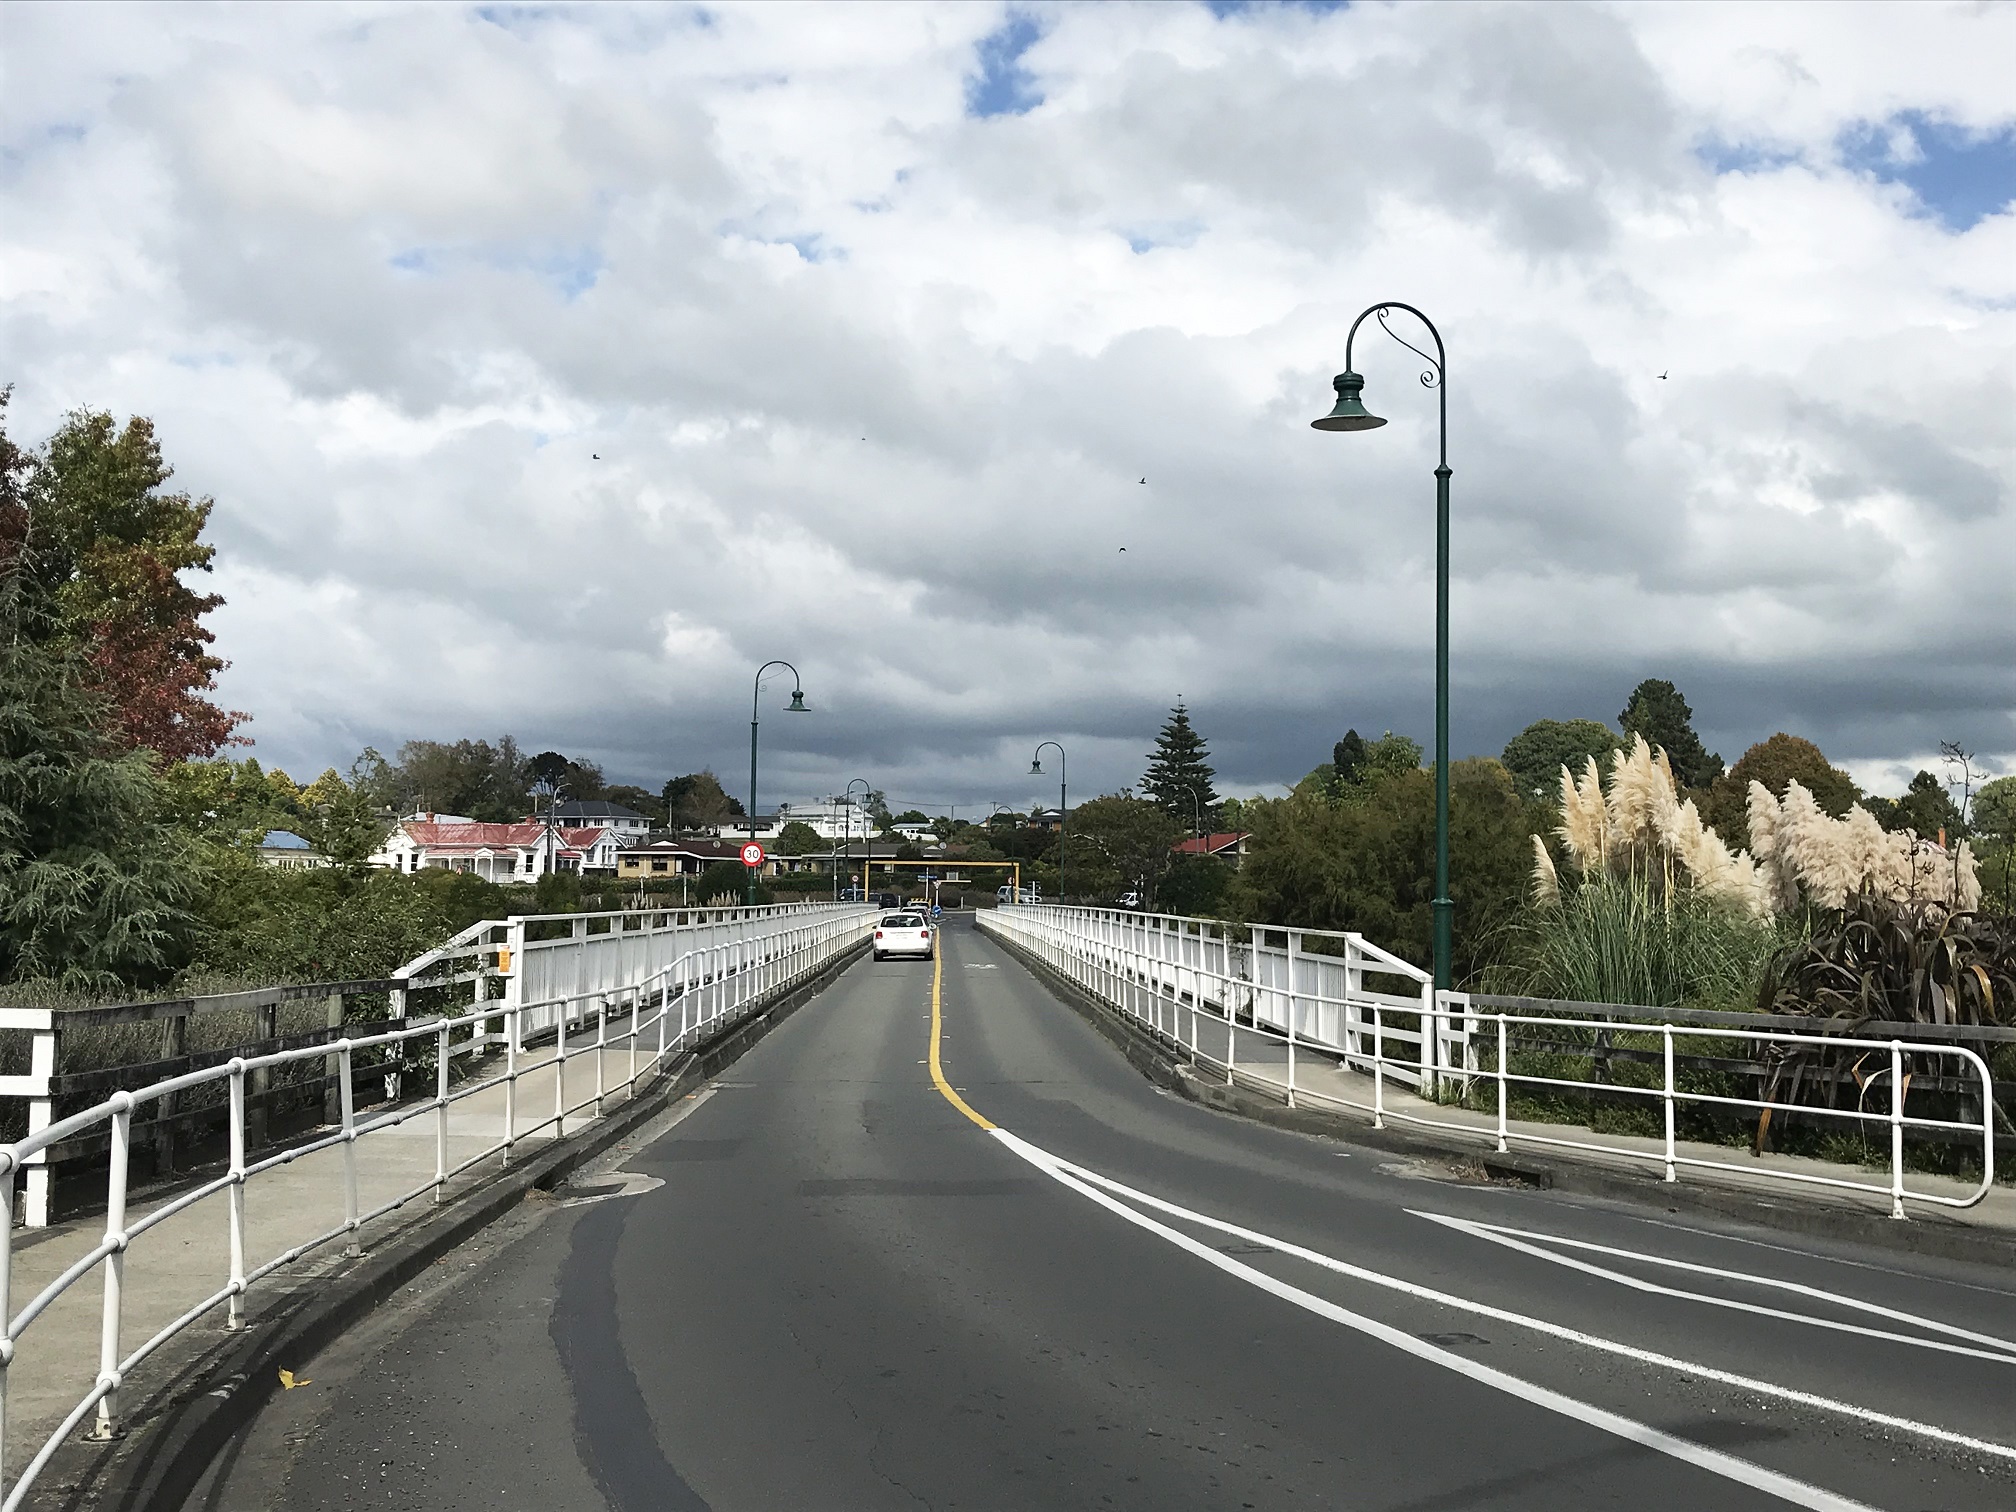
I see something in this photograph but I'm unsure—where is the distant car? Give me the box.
[874,891,901,909]
[997,885,1042,904]
[1116,892,1142,910]
[873,912,934,961]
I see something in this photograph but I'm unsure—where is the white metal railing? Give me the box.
[0,905,874,1509]
[393,901,852,1053]
[980,906,1997,1220]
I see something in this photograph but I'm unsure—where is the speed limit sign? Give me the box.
[740,842,766,867]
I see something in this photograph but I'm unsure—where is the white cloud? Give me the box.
[1,0,2010,807]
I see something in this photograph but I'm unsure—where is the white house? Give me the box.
[549,800,653,838]
[369,816,622,880]
[257,830,329,869]
[758,799,879,842]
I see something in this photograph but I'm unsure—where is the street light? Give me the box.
[749,660,808,904]
[1029,741,1067,903]
[1313,302,1453,993]
[842,777,872,901]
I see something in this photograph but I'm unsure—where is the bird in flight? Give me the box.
[1657,372,1667,381]
[1138,477,1147,484]
[592,453,602,459]
[1118,546,1127,553]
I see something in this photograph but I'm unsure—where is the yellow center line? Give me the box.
[929,941,995,1130]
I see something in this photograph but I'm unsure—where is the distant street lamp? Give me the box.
[1313,302,1453,993]
[1029,742,1067,902]
[841,777,872,901]
[749,660,808,904]
[1182,786,1205,839]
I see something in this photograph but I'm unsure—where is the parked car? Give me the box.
[872,912,934,961]
[996,885,1042,904]
[1116,892,1142,910]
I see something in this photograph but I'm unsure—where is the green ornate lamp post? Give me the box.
[1313,303,1453,993]
[748,660,807,904]
[1029,741,1067,903]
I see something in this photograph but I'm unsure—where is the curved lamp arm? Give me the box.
[752,659,805,718]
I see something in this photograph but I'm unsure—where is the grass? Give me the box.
[1485,872,1793,1013]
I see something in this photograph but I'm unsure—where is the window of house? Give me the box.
[652,860,668,872]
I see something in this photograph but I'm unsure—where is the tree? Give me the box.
[602,783,665,823]
[1141,702,1219,826]
[0,574,195,988]
[662,771,740,830]
[1499,719,1623,804]
[1867,771,1964,840]
[1702,734,1860,844]
[395,737,531,821]
[1332,730,1367,785]
[1618,679,1722,789]
[1301,730,1423,803]
[298,769,386,868]
[1231,758,1535,984]
[892,810,931,826]
[776,820,823,856]
[1064,795,1182,903]
[1972,776,2016,915]
[19,405,243,760]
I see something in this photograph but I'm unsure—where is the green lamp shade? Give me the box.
[1312,370,1386,432]
[1029,760,1044,775]
[787,689,808,712]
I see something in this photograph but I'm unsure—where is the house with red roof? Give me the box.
[369,813,623,881]
[1171,831,1252,869]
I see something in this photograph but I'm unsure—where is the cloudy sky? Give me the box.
[3,0,2012,815]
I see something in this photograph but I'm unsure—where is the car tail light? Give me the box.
[875,930,883,938]
[920,930,930,939]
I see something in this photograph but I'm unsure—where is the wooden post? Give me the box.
[322,992,345,1125]
[154,1011,188,1176]
[246,1001,278,1148]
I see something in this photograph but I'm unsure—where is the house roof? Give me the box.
[260,830,313,850]
[1173,831,1251,856]
[550,800,649,821]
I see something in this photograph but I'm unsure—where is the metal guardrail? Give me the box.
[0,902,863,1231]
[0,905,875,1510]
[980,906,1997,1220]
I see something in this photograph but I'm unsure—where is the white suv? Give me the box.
[873,912,934,961]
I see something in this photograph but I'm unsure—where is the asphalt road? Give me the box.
[193,920,2016,1511]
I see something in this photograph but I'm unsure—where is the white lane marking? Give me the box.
[1625,1213,2016,1302]
[1412,1210,2016,1363]
[989,1130,1874,1512]
[994,1131,2016,1470]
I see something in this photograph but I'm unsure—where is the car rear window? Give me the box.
[882,914,925,927]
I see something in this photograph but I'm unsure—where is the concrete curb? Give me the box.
[981,926,2016,1270]
[38,938,869,1512]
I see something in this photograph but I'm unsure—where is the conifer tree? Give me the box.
[1142,702,1220,828]
[1619,679,1723,790]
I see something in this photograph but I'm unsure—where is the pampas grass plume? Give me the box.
[1530,835,1561,906]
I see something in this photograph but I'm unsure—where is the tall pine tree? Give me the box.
[1142,702,1220,829]
[1619,679,1723,789]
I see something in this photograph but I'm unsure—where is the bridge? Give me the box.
[0,903,2009,1510]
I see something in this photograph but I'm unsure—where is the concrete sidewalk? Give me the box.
[5,1028,644,1475]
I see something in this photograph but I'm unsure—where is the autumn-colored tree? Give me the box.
[22,406,243,760]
